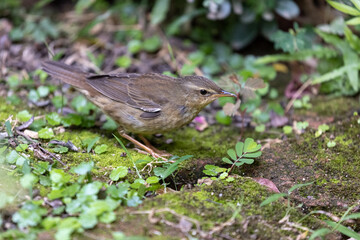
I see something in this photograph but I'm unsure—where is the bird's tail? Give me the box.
[42,61,88,88]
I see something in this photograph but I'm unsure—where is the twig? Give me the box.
[285,79,312,113]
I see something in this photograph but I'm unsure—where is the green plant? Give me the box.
[222,138,262,174]
[305,205,360,239]
[261,182,313,218]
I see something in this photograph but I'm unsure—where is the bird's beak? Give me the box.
[214,90,237,98]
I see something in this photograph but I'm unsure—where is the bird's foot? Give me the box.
[118,130,170,161]
[139,135,172,157]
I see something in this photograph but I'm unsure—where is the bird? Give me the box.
[42,60,236,160]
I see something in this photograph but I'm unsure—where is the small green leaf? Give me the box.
[72,161,94,175]
[38,128,55,139]
[222,157,233,164]
[28,89,40,102]
[146,176,160,184]
[255,124,265,132]
[110,166,128,181]
[283,126,293,135]
[315,129,323,138]
[219,172,228,179]
[5,120,13,137]
[127,40,142,54]
[215,110,232,125]
[241,158,254,164]
[115,56,132,68]
[347,16,360,25]
[327,141,336,148]
[260,193,287,207]
[226,176,235,182]
[37,86,50,97]
[85,137,100,153]
[46,112,62,126]
[143,35,162,52]
[20,173,38,189]
[17,110,32,122]
[151,0,170,25]
[318,124,330,132]
[234,162,244,167]
[243,138,254,152]
[235,142,244,157]
[180,64,196,75]
[99,211,116,224]
[79,213,97,229]
[94,144,108,154]
[51,95,67,109]
[16,144,29,152]
[52,146,68,153]
[227,149,237,161]
[243,151,262,158]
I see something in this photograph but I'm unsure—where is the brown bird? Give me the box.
[42,61,236,160]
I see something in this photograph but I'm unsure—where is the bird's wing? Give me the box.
[85,73,170,116]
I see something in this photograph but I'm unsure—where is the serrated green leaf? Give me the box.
[235,142,243,157]
[94,144,108,154]
[260,193,287,207]
[38,128,55,139]
[52,146,68,154]
[17,110,32,122]
[46,112,61,126]
[16,144,29,152]
[110,166,128,181]
[227,149,237,161]
[37,86,50,97]
[72,161,94,175]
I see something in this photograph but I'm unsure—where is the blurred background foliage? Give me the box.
[1,0,359,130]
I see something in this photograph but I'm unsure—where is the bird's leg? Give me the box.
[118,129,168,161]
[139,135,172,157]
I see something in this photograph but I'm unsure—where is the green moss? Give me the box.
[0,97,18,122]
[295,96,359,117]
[112,178,324,239]
[286,116,360,204]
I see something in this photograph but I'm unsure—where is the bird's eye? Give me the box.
[200,89,208,95]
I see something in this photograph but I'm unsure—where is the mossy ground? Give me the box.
[1,95,359,239]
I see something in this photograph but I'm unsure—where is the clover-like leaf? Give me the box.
[222,157,233,164]
[243,151,262,158]
[241,158,254,164]
[227,149,237,161]
[235,142,244,157]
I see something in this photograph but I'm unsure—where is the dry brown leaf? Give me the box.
[240,78,266,99]
[223,99,241,116]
